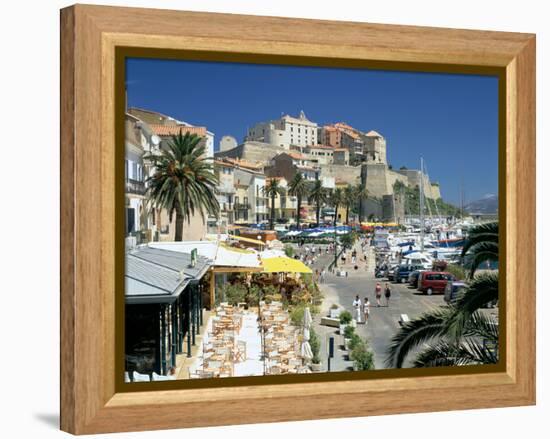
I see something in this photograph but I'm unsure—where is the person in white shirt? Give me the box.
[352,295,362,323]
[363,298,371,324]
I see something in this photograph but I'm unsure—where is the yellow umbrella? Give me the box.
[261,257,312,274]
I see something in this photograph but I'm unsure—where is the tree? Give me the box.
[461,221,498,278]
[385,223,499,368]
[354,182,369,223]
[351,341,375,371]
[328,187,344,227]
[263,178,284,230]
[342,185,355,225]
[308,179,328,226]
[145,131,219,241]
[288,172,309,229]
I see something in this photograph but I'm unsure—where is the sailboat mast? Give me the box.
[420,157,425,253]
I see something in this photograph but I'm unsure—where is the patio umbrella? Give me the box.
[300,340,313,360]
[261,256,312,274]
[303,307,313,329]
[303,327,310,341]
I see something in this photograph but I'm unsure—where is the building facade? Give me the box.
[246,111,318,150]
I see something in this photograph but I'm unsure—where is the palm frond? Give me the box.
[461,222,499,257]
[385,308,454,368]
[444,272,499,339]
[413,341,475,367]
[465,240,499,276]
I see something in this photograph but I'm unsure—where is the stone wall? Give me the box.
[214,141,286,165]
[319,163,361,185]
[430,183,442,200]
[395,169,440,199]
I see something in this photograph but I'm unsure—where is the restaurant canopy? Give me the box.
[125,246,211,304]
[149,241,261,269]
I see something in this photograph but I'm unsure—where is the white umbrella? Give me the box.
[303,327,310,341]
[300,341,313,360]
[303,307,313,329]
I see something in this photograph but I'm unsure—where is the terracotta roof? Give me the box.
[334,122,355,130]
[334,148,348,152]
[149,124,207,137]
[286,152,308,160]
[214,159,235,168]
[324,122,360,139]
[224,157,263,170]
[366,130,383,137]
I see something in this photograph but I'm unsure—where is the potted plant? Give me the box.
[350,339,375,371]
[348,333,362,351]
[343,325,355,350]
[339,310,352,335]
[329,303,340,319]
[309,327,322,372]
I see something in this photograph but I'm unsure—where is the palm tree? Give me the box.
[342,185,355,225]
[461,221,499,277]
[355,182,369,223]
[328,187,344,268]
[385,222,499,368]
[288,172,309,229]
[145,131,219,241]
[328,187,344,228]
[308,179,328,227]
[263,178,284,230]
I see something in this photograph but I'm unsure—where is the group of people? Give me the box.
[314,268,327,284]
[352,282,392,324]
[294,244,329,267]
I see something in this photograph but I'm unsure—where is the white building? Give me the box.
[246,111,318,150]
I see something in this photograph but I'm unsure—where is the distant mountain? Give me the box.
[465,194,498,214]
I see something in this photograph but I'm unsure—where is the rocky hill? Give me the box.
[465,194,498,214]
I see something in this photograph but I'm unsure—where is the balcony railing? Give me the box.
[126,178,146,196]
[235,203,251,210]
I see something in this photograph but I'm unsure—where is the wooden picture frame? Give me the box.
[60,4,536,434]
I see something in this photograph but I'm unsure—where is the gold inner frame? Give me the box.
[110,41,508,393]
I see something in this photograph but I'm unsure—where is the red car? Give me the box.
[418,271,455,295]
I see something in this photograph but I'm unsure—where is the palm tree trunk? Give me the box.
[175,210,184,241]
[346,205,350,225]
[296,196,301,229]
[358,198,363,223]
[270,194,275,230]
[316,201,321,227]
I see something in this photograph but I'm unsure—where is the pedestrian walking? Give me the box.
[353,295,362,323]
[363,297,371,323]
[375,282,382,307]
[384,283,392,307]
[320,269,326,283]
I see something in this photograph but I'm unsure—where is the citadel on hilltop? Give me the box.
[216,111,441,223]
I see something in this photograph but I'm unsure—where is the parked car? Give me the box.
[386,264,400,281]
[395,264,424,283]
[444,281,467,303]
[418,271,455,295]
[408,269,426,288]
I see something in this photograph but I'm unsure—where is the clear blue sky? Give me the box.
[126,58,499,205]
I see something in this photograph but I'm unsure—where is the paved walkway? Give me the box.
[315,240,449,370]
